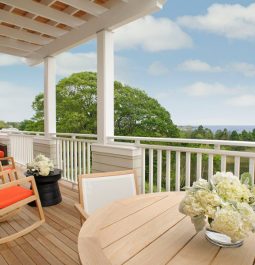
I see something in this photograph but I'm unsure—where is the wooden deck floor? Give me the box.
[0,182,81,265]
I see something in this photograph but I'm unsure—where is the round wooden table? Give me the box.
[78,192,255,265]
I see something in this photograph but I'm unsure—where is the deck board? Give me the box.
[0,179,81,265]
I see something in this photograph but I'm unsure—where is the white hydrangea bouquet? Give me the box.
[179,172,255,244]
[27,154,54,176]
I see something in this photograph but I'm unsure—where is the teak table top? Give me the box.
[78,192,255,265]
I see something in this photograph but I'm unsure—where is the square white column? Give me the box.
[44,56,56,136]
[97,30,114,145]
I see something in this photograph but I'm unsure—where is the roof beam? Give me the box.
[0,9,68,37]
[27,0,164,65]
[0,25,52,45]
[0,46,29,57]
[0,0,85,28]
[0,36,41,52]
[59,0,108,17]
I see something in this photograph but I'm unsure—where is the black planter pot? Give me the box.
[26,169,62,207]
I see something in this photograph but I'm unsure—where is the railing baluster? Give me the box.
[59,139,62,169]
[234,156,240,178]
[176,151,181,191]
[87,143,91,174]
[221,155,227,172]
[63,140,66,180]
[141,148,146,194]
[157,150,162,192]
[83,142,86,174]
[67,140,70,181]
[166,150,171,191]
[70,140,74,182]
[149,149,154,193]
[208,154,214,179]
[249,158,255,186]
[74,140,78,182]
[185,152,191,187]
[78,141,82,176]
[196,153,202,180]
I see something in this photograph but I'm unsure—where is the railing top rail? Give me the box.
[0,131,97,138]
[109,136,255,148]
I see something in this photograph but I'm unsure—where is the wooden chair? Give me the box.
[75,170,138,223]
[0,174,45,244]
[0,156,18,183]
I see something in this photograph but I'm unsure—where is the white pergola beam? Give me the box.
[44,57,56,136]
[0,36,41,52]
[0,0,85,28]
[27,0,164,65]
[0,9,68,37]
[0,25,52,45]
[97,30,114,144]
[59,0,108,16]
[0,46,29,57]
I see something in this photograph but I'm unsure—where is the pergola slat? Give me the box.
[0,0,86,27]
[0,24,52,45]
[0,36,41,52]
[0,46,29,57]
[59,0,108,16]
[0,9,68,37]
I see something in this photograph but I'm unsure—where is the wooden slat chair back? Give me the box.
[75,170,138,223]
[0,157,18,183]
[0,173,45,244]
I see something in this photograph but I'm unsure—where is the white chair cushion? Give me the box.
[82,173,136,215]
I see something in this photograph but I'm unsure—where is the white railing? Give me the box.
[9,133,34,165]
[108,136,255,193]
[55,135,97,184]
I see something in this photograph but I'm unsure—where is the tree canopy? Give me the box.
[20,72,179,137]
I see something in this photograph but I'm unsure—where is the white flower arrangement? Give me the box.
[27,154,54,176]
[179,172,255,242]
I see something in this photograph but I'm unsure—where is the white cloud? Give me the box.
[114,15,192,52]
[184,82,234,97]
[229,62,255,77]
[0,81,37,121]
[177,3,255,40]
[0,54,24,66]
[226,94,255,107]
[178,59,223,73]
[148,61,170,76]
[56,52,97,76]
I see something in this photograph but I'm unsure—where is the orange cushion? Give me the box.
[2,165,14,171]
[0,186,33,209]
[0,151,4,158]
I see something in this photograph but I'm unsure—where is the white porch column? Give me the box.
[44,56,56,136]
[97,30,114,145]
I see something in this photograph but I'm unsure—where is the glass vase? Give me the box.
[205,228,243,248]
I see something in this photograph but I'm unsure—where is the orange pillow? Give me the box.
[0,151,4,158]
[0,186,33,209]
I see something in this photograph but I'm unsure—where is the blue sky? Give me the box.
[1,0,255,125]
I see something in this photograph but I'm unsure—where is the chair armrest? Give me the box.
[74,203,89,220]
[0,176,35,190]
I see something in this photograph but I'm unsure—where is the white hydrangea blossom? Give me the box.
[27,154,54,176]
[180,172,255,242]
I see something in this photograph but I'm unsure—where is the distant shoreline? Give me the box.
[178,125,255,133]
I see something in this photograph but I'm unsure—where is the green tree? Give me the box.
[21,72,179,137]
[0,120,6,129]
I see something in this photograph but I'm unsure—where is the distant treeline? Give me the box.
[181,125,255,141]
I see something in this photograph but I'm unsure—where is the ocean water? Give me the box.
[191,125,255,133]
